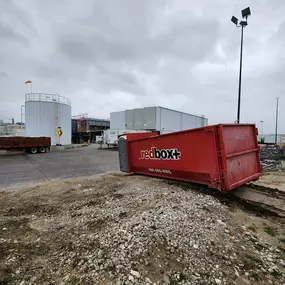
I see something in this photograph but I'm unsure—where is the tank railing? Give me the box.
[25,93,71,106]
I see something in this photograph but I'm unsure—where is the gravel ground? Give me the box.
[0,173,284,285]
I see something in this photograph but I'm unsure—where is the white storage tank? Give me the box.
[25,93,71,145]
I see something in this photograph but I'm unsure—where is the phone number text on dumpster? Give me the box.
[148,168,172,174]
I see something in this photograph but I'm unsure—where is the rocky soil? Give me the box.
[0,173,284,285]
[259,145,284,171]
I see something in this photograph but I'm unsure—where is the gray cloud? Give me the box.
[0,72,8,78]
[0,21,28,44]
[0,0,285,134]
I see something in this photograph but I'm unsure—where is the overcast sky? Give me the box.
[0,0,284,134]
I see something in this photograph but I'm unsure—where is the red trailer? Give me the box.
[0,137,51,154]
[118,124,261,192]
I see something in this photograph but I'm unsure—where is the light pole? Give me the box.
[260,120,264,137]
[231,7,251,124]
[275,97,280,145]
[21,105,25,132]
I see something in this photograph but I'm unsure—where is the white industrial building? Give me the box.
[110,106,208,134]
[25,93,71,145]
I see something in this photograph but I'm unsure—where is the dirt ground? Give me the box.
[0,173,284,285]
[254,171,285,192]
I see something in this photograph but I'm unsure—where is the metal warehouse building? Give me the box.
[110,106,208,134]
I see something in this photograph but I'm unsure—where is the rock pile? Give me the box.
[0,174,284,284]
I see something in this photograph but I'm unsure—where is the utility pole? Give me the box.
[275,97,280,145]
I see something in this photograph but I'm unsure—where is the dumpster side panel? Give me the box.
[222,124,258,156]
[127,127,221,188]
[226,153,260,190]
[220,124,261,190]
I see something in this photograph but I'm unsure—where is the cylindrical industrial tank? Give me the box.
[25,93,71,145]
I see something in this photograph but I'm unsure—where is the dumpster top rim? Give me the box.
[126,123,257,142]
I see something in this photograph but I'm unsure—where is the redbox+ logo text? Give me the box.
[140,147,181,160]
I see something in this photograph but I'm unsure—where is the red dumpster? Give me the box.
[118,124,261,192]
[118,131,159,142]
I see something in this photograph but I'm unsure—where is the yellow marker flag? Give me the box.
[25,80,32,84]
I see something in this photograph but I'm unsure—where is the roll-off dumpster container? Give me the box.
[118,124,261,192]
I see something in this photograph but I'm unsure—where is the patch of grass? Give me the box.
[263,226,278,236]
[270,270,282,278]
[202,206,211,212]
[279,237,285,244]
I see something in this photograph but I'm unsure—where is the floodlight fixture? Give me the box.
[231,16,238,25]
[240,21,248,27]
[242,7,251,19]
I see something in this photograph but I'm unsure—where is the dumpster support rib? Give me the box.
[215,126,227,190]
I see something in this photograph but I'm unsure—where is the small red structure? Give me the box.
[118,124,261,192]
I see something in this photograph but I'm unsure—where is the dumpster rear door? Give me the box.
[118,137,129,172]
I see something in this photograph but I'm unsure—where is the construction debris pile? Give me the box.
[0,174,284,285]
[260,145,283,171]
